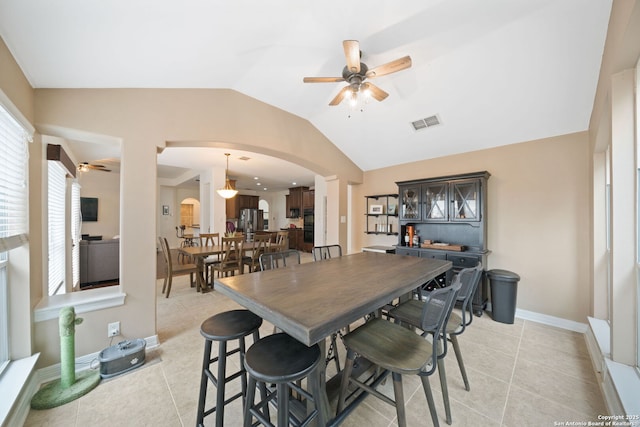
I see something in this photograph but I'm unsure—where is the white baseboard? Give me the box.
[585,324,604,374]
[36,334,159,385]
[514,307,588,333]
[485,303,588,333]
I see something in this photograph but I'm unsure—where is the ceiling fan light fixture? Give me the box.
[349,90,359,107]
[217,153,238,199]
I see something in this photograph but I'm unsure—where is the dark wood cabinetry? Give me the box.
[282,228,305,251]
[396,171,490,315]
[303,189,314,210]
[286,186,309,218]
[226,194,259,219]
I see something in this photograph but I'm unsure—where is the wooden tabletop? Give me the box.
[214,252,452,346]
[177,241,267,258]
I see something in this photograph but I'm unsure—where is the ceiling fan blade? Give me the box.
[362,83,389,102]
[88,165,111,172]
[303,76,345,83]
[366,56,412,78]
[329,86,352,106]
[343,40,360,74]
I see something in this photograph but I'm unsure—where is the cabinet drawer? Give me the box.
[447,253,480,268]
[420,251,447,260]
[396,248,419,257]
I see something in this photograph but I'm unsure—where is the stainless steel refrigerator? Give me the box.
[238,209,264,239]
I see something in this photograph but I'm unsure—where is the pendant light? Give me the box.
[217,153,238,199]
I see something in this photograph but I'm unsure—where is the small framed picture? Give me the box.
[388,204,397,215]
[369,204,383,214]
[162,205,170,215]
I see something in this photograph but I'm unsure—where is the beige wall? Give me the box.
[29,88,362,365]
[78,168,121,239]
[354,132,591,323]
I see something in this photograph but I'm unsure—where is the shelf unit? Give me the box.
[365,194,399,235]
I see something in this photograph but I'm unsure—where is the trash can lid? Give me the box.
[487,269,520,281]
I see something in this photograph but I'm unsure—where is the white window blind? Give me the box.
[48,161,66,296]
[0,105,28,252]
[71,181,81,288]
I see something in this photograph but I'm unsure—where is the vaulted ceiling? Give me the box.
[0,0,612,190]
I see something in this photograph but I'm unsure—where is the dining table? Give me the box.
[177,241,273,292]
[213,251,452,425]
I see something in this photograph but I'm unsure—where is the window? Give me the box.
[71,182,81,289]
[48,161,66,296]
[0,98,30,374]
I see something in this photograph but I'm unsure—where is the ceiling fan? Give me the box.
[77,162,111,172]
[303,40,412,106]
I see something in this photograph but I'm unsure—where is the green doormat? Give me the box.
[31,306,101,409]
[31,370,101,409]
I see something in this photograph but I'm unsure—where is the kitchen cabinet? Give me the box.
[396,171,490,314]
[283,228,304,251]
[286,186,308,218]
[364,194,398,235]
[303,189,315,210]
[226,195,259,219]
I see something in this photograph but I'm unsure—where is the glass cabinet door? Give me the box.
[423,183,448,221]
[450,179,480,221]
[400,186,421,220]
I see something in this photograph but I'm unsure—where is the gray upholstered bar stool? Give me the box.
[197,309,264,427]
[243,333,327,427]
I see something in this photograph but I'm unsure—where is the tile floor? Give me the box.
[25,255,607,427]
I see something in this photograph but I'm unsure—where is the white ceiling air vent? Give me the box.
[411,115,441,131]
[238,156,251,161]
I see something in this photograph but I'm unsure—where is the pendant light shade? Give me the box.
[217,153,238,199]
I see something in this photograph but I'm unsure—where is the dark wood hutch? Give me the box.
[395,171,490,315]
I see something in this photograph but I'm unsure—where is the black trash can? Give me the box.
[488,269,521,324]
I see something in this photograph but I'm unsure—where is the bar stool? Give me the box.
[197,310,264,427]
[243,333,327,427]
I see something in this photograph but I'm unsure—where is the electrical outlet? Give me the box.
[108,321,120,337]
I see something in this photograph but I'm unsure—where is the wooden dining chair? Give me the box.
[270,231,289,253]
[198,233,220,286]
[337,279,461,427]
[242,233,271,273]
[158,237,197,298]
[212,236,244,277]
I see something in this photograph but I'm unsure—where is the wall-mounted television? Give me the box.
[81,197,98,222]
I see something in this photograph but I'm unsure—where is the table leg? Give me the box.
[195,257,207,293]
[316,339,332,424]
